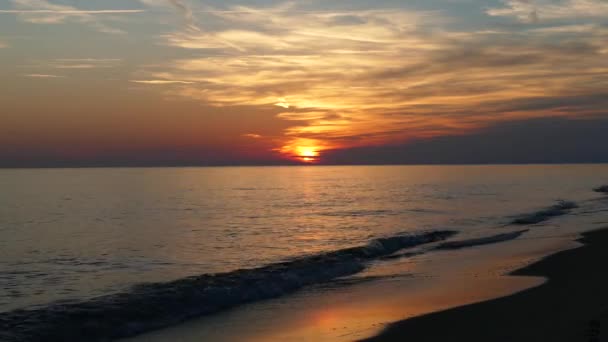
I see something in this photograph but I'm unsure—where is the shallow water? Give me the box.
[2,165,608,340]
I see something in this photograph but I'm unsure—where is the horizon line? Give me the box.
[2,161,608,170]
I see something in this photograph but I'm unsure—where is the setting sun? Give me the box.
[296,147,318,158]
[277,138,326,163]
[2,0,608,340]
[295,146,320,163]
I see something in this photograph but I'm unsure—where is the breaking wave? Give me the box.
[0,230,456,342]
[2,191,598,341]
[510,200,578,225]
[594,185,608,194]
[435,230,529,250]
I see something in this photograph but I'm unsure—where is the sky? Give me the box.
[0,0,607,166]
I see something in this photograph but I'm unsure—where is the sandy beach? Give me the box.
[4,0,608,338]
[122,221,583,342]
[363,228,608,342]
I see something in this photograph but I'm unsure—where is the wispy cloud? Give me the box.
[167,0,199,31]
[51,58,122,69]
[22,58,123,74]
[0,9,144,14]
[10,0,598,161]
[131,2,608,157]
[139,0,200,31]
[487,0,608,22]
[5,0,143,33]
[531,23,597,33]
[23,73,65,78]
[131,79,195,84]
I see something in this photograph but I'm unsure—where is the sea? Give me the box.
[2,165,608,341]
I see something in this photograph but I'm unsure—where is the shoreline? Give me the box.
[123,229,574,342]
[362,227,608,342]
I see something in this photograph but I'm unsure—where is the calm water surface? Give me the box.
[1,165,607,312]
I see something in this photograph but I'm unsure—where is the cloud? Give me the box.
[167,0,198,31]
[132,2,608,158]
[21,58,123,75]
[0,9,144,14]
[45,58,123,69]
[0,41,7,48]
[322,116,608,164]
[275,98,290,109]
[23,73,65,78]
[139,0,199,31]
[5,0,143,33]
[54,58,122,62]
[130,80,195,84]
[487,0,608,22]
[531,23,597,33]
[243,133,262,139]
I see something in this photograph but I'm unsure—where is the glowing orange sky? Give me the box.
[1,0,607,166]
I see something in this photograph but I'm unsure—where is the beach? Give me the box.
[2,166,608,342]
[364,228,608,342]
[4,0,608,339]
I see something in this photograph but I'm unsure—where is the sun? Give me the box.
[295,146,320,163]
[277,139,325,164]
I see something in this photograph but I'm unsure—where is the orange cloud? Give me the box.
[130,3,608,161]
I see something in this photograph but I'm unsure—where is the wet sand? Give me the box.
[124,231,574,342]
[363,228,608,342]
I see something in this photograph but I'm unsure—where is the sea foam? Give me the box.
[510,200,577,225]
[435,230,529,250]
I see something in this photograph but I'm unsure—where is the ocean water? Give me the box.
[2,165,608,341]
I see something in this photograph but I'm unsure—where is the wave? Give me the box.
[510,200,577,225]
[0,230,456,342]
[594,185,608,194]
[319,273,414,288]
[319,209,398,217]
[435,230,529,250]
[380,250,424,260]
